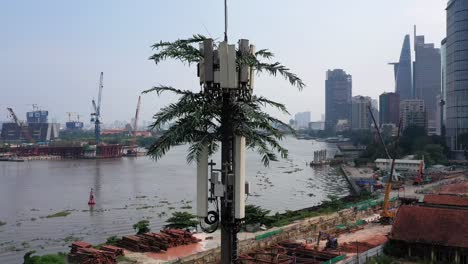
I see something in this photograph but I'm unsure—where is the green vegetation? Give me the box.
[367,255,400,264]
[133,220,151,234]
[54,130,157,149]
[180,205,192,209]
[244,205,273,226]
[46,211,71,218]
[359,125,449,166]
[23,251,67,264]
[105,235,120,246]
[244,194,376,229]
[92,235,121,249]
[165,211,198,229]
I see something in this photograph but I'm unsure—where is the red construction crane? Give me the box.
[128,96,141,156]
[413,160,425,185]
[6,107,35,143]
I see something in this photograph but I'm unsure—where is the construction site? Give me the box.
[0,73,149,160]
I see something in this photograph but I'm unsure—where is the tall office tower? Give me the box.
[325,69,352,131]
[294,111,311,129]
[390,35,413,100]
[440,38,447,136]
[400,99,427,131]
[351,96,372,130]
[379,92,400,127]
[413,26,441,134]
[445,0,468,150]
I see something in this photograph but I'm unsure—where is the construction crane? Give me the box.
[127,96,141,157]
[6,107,34,143]
[413,160,425,185]
[368,105,402,224]
[90,72,104,145]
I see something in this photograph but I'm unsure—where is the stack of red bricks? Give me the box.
[118,229,201,253]
[68,241,122,264]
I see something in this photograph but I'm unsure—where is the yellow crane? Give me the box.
[368,105,402,224]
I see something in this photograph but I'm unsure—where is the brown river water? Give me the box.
[0,137,350,263]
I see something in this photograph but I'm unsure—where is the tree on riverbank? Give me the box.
[133,220,150,235]
[23,251,66,264]
[165,212,198,230]
[144,35,304,166]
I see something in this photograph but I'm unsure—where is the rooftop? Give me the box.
[423,194,468,207]
[375,159,423,164]
[391,205,468,248]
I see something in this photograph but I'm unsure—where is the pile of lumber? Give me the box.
[68,241,122,264]
[117,229,201,253]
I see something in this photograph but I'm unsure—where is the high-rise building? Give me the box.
[379,92,400,127]
[390,35,413,100]
[441,38,447,136]
[1,110,59,142]
[351,96,371,130]
[294,111,311,129]
[445,0,468,151]
[325,69,352,131]
[400,99,426,131]
[413,27,441,131]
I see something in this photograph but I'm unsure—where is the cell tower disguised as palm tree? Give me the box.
[144,3,304,262]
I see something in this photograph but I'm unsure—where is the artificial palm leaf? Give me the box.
[145,35,304,166]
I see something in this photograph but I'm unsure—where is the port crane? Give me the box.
[127,96,141,156]
[6,107,35,143]
[90,72,104,145]
[368,105,402,224]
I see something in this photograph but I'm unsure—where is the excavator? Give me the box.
[315,231,338,250]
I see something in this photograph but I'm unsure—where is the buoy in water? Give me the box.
[88,188,96,205]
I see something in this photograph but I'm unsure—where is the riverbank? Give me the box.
[0,138,347,263]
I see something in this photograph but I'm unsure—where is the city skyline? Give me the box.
[1,1,446,124]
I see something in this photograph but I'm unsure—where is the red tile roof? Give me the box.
[424,194,468,207]
[391,205,468,248]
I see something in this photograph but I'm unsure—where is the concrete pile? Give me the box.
[68,241,120,264]
[117,229,201,253]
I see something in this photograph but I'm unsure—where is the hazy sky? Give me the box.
[1,0,446,125]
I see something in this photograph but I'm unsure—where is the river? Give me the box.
[0,137,350,263]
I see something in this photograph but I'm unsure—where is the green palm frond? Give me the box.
[255,49,274,59]
[251,96,290,115]
[149,35,207,65]
[143,85,196,96]
[256,62,305,90]
[146,35,304,166]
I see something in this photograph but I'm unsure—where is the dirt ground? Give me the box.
[316,223,391,254]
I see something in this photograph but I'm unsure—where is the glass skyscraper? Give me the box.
[390,35,413,100]
[325,69,352,132]
[413,29,441,131]
[445,0,468,150]
[379,92,400,127]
